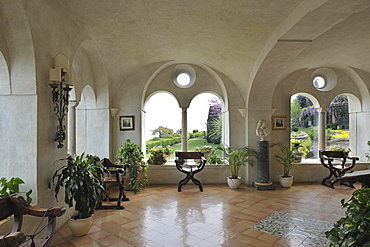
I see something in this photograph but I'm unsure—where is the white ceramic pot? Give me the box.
[68,215,93,237]
[227,176,242,189]
[279,175,293,188]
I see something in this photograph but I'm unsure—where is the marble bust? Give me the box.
[256,119,270,141]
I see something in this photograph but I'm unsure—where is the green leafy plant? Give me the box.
[0,177,32,204]
[325,188,370,246]
[365,141,370,161]
[207,153,223,164]
[148,146,167,165]
[116,139,148,194]
[49,153,106,219]
[272,142,301,177]
[213,144,257,178]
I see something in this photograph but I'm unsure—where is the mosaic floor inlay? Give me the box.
[251,211,333,246]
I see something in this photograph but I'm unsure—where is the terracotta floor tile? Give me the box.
[50,183,356,247]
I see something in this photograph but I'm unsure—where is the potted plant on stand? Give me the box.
[214,145,257,189]
[49,153,106,236]
[272,142,301,188]
[116,139,148,194]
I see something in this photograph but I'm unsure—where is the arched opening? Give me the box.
[144,92,181,160]
[326,94,350,153]
[188,93,223,150]
[144,92,224,162]
[76,85,97,154]
[290,94,319,159]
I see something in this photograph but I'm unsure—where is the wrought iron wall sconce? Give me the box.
[49,67,72,148]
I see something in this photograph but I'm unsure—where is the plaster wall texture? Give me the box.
[0,95,37,194]
[85,108,110,158]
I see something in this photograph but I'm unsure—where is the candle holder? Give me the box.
[49,69,72,148]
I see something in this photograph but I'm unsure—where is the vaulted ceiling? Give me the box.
[55,0,370,94]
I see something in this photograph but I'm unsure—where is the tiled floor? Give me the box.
[50,183,356,247]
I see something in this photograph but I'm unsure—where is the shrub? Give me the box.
[326,188,370,246]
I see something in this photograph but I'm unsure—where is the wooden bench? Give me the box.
[0,195,65,247]
[319,150,358,189]
[338,170,370,188]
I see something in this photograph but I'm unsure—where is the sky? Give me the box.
[144,92,218,140]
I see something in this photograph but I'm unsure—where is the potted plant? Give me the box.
[325,188,370,246]
[213,144,257,189]
[195,145,212,159]
[163,145,174,160]
[49,153,106,236]
[148,146,167,165]
[116,139,148,194]
[272,142,301,188]
[0,177,32,204]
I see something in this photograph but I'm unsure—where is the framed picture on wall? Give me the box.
[272,116,286,130]
[120,116,135,131]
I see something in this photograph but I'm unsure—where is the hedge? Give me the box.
[146,132,205,152]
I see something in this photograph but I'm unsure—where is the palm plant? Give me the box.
[214,144,257,178]
[272,142,300,177]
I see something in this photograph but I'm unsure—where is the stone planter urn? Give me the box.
[68,215,93,237]
[278,175,294,188]
[227,176,242,189]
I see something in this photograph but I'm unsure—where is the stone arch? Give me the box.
[76,85,96,155]
[0,1,36,94]
[73,40,109,109]
[0,51,10,95]
[141,62,231,151]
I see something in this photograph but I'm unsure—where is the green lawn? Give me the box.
[152,137,216,159]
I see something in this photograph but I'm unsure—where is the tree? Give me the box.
[291,97,302,128]
[327,95,349,129]
[151,126,174,138]
[207,98,222,144]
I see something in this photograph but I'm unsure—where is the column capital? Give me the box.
[316,107,326,113]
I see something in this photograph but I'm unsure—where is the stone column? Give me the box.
[67,100,77,154]
[181,107,188,151]
[318,107,326,152]
[253,141,275,190]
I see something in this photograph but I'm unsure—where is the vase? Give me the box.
[227,176,242,189]
[279,175,293,188]
[68,215,93,237]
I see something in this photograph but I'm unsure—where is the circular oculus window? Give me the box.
[313,76,326,89]
[172,64,196,88]
[176,72,191,87]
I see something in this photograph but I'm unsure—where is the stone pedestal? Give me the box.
[253,140,275,190]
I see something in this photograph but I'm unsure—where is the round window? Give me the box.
[176,73,191,87]
[313,76,326,89]
[172,64,196,88]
